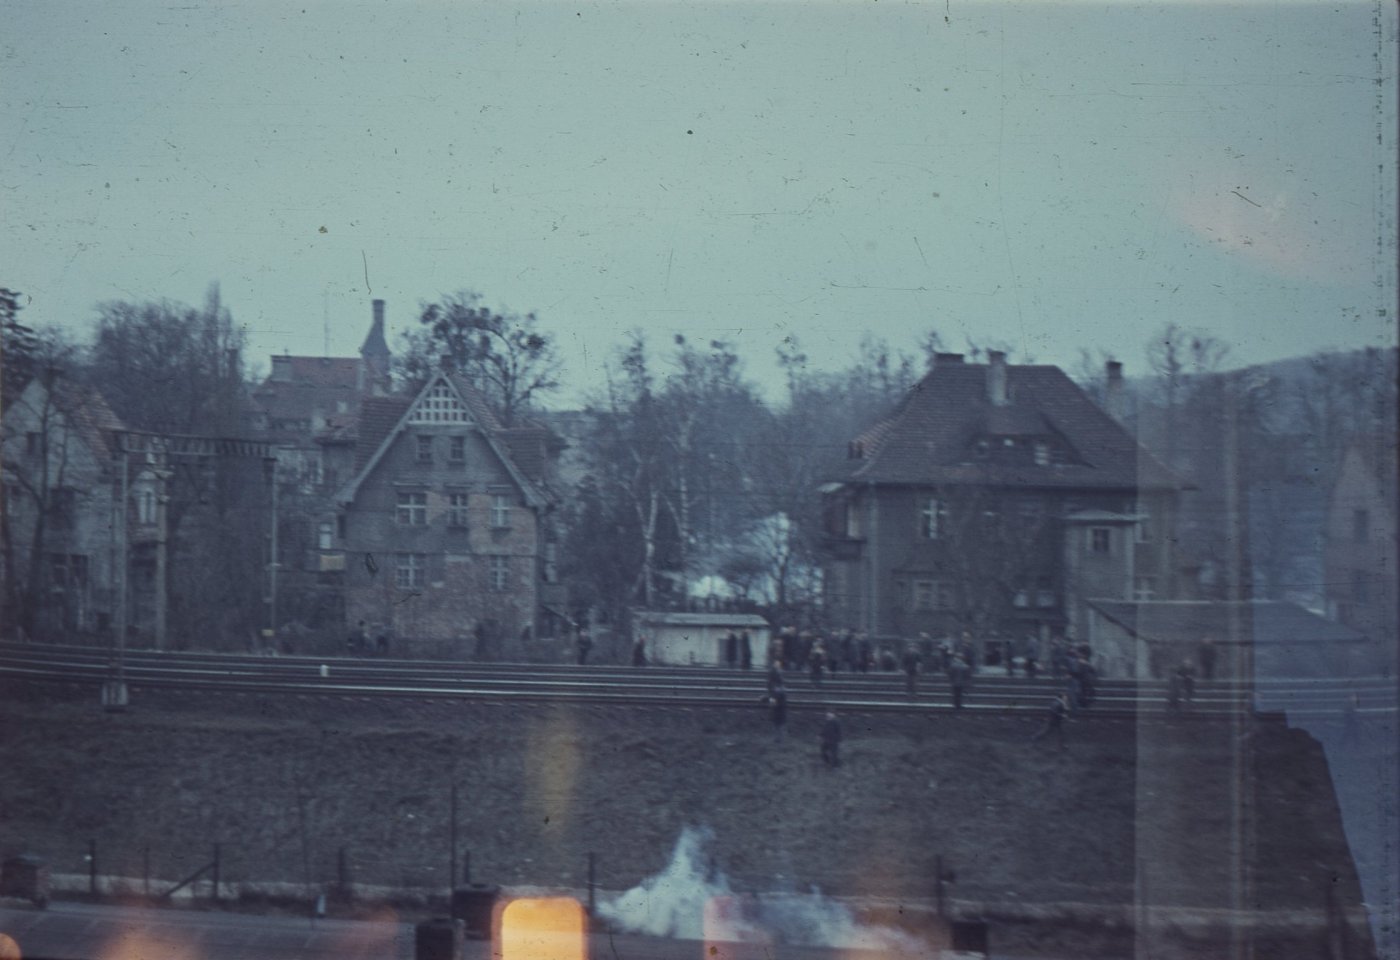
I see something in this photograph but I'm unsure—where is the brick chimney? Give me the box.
[987,350,1008,406]
[1105,360,1125,422]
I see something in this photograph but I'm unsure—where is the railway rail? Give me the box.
[0,642,1392,720]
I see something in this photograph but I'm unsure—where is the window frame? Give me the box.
[395,552,426,590]
[396,491,428,526]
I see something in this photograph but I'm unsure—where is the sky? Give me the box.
[4,0,1396,405]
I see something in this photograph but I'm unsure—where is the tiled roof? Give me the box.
[251,358,364,440]
[842,362,1180,490]
[48,380,127,460]
[444,373,504,432]
[1088,600,1368,646]
[351,395,413,473]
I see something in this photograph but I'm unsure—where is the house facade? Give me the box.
[333,371,563,658]
[248,299,395,633]
[820,353,1181,658]
[1324,437,1397,667]
[1,377,126,640]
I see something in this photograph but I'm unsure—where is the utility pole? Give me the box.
[102,443,130,711]
[153,445,171,651]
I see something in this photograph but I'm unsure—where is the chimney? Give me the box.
[932,352,965,368]
[271,355,293,382]
[987,350,1008,406]
[372,299,385,330]
[1105,360,1125,422]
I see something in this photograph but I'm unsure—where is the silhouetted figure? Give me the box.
[769,680,788,740]
[949,655,971,710]
[724,629,738,668]
[820,710,842,767]
[1032,694,1071,749]
[739,631,753,670]
[1197,637,1217,681]
[632,636,648,666]
[902,644,920,698]
[576,630,593,665]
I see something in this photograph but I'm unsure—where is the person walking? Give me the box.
[820,710,842,767]
[1031,693,1071,749]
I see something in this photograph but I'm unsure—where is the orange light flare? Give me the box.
[0,932,20,960]
[97,928,200,960]
[497,897,587,960]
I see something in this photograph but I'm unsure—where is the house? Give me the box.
[1324,436,1397,666]
[248,300,395,633]
[1086,598,1375,682]
[820,353,1182,659]
[333,370,564,658]
[1,376,126,640]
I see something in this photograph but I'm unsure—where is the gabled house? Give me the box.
[332,370,564,658]
[1324,436,1397,668]
[1,376,126,640]
[820,353,1182,657]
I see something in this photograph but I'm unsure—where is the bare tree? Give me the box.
[412,291,562,425]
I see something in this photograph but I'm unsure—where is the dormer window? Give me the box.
[1033,441,1050,466]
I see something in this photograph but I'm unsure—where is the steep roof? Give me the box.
[251,357,364,441]
[841,361,1181,490]
[339,373,552,508]
[51,380,127,460]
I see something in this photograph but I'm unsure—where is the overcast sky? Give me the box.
[4,1,1395,404]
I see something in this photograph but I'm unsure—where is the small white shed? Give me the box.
[631,612,772,666]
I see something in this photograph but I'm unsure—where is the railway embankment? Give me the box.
[0,678,1374,957]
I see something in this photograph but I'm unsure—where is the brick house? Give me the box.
[1324,437,1397,667]
[333,371,563,658]
[820,352,1181,658]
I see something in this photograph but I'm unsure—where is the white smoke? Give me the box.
[598,826,929,954]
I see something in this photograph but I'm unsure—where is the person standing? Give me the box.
[1032,693,1071,748]
[1197,637,1217,681]
[949,655,971,711]
[820,710,842,767]
[902,643,920,698]
[724,629,738,669]
[632,635,648,666]
[739,630,753,670]
[576,628,593,665]
[768,677,788,741]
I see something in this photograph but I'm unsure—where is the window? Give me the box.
[1090,527,1111,554]
[318,521,333,550]
[1133,576,1156,601]
[1033,441,1050,466]
[410,382,470,423]
[448,493,470,528]
[920,497,947,539]
[912,579,952,610]
[489,555,509,591]
[449,435,466,463]
[1354,508,1369,544]
[396,491,427,526]
[416,435,434,463]
[543,541,558,583]
[138,489,157,524]
[491,494,511,528]
[395,553,425,590]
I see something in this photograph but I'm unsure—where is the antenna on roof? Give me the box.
[322,287,330,357]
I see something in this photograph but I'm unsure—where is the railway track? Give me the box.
[0,642,1392,719]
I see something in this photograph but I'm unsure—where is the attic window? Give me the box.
[411,383,469,423]
[1033,441,1051,466]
